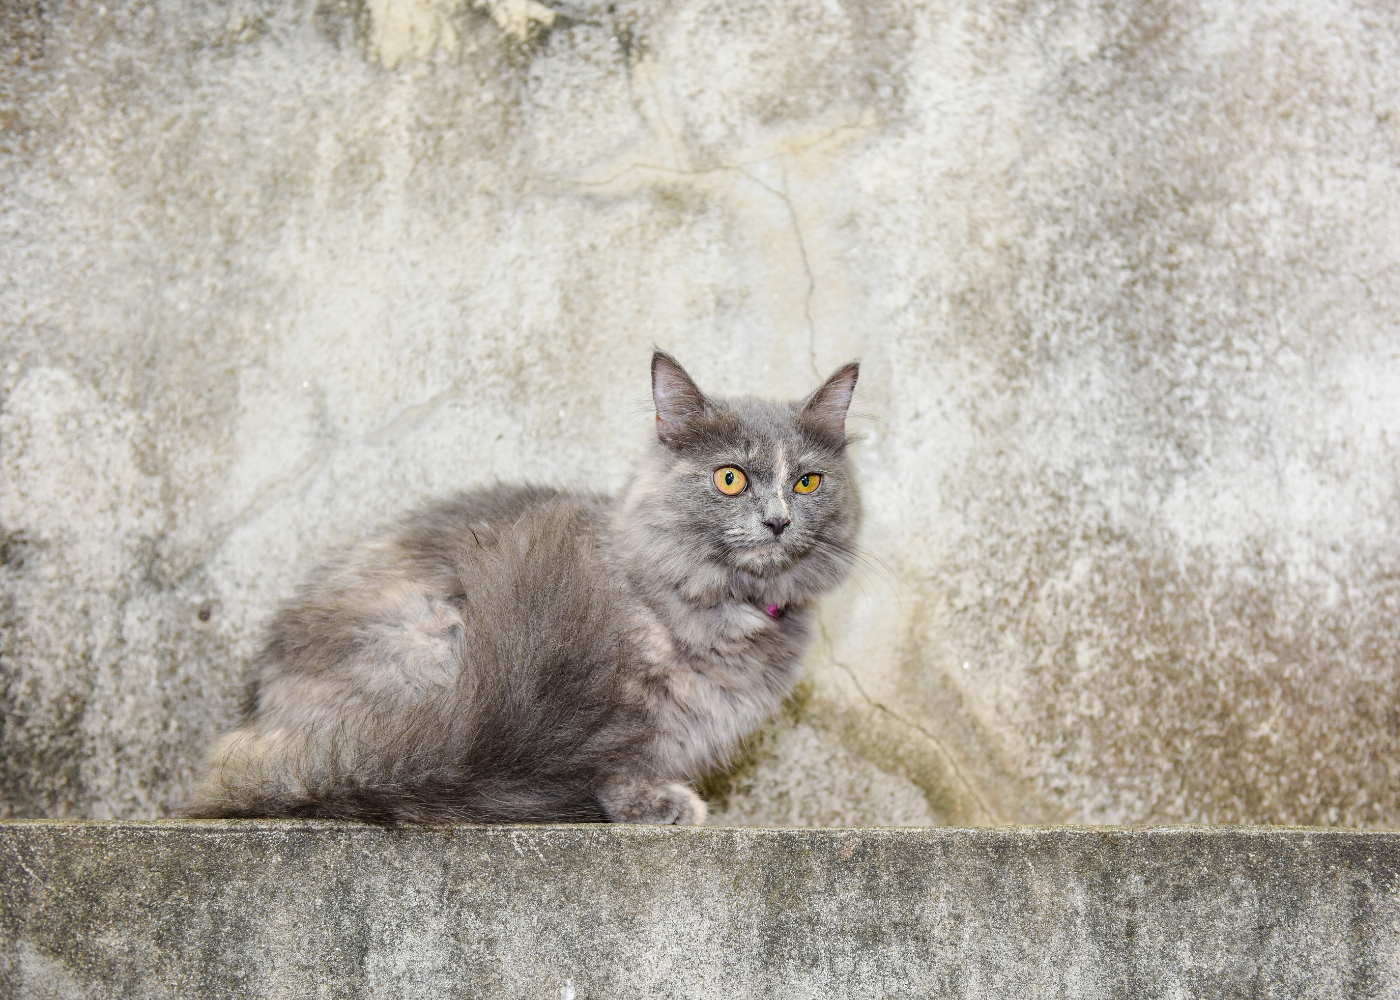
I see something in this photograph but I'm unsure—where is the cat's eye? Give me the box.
[713,467,747,496]
[793,474,821,494]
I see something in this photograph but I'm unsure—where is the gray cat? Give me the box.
[187,352,860,824]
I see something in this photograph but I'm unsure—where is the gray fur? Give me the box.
[187,353,861,824]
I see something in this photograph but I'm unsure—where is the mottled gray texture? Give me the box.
[2,822,1398,998]
[2,0,1400,827]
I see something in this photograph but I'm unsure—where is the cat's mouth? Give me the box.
[732,539,797,574]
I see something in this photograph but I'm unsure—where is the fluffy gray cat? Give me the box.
[187,352,860,824]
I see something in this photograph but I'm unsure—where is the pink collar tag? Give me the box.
[765,604,784,619]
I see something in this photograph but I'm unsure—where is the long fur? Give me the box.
[187,354,861,824]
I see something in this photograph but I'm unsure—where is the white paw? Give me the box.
[599,778,707,825]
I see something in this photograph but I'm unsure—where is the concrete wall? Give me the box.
[3,822,1398,997]
[2,0,1399,826]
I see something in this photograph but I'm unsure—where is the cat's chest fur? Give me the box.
[623,582,812,779]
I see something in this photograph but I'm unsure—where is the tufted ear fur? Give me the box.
[801,362,859,447]
[652,351,713,446]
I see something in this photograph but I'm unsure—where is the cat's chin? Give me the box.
[730,542,796,576]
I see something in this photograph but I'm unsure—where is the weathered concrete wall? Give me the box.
[2,822,1398,998]
[2,0,1400,826]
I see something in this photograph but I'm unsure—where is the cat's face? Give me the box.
[675,399,857,576]
[628,353,861,588]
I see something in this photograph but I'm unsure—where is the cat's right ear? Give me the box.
[801,361,859,448]
[652,351,712,446]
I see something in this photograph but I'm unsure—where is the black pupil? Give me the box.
[724,471,734,486]
[801,476,810,487]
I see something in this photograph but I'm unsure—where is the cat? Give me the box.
[186,351,860,824]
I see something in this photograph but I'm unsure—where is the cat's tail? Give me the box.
[184,726,319,819]
[183,722,441,823]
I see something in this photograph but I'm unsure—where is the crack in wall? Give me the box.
[641,58,684,170]
[365,385,464,445]
[206,444,334,553]
[778,158,819,381]
[209,380,470,553]
[545,155,827,379]
[559,120,885,191]
[0,831,48,888]
[731,161,818,362]
[552,115,886,384]
[204,384,343,552]
[819,618,1001,824]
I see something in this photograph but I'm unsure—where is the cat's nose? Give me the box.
[764,515,790,537]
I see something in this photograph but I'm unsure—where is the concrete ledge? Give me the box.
[1,822,1396,998]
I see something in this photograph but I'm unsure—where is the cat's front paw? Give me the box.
[598,776,708,825]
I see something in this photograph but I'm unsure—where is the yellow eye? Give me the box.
[793,473,821,494]
[713,467,747,496]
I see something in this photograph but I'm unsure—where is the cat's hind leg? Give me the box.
[597,774,708,825]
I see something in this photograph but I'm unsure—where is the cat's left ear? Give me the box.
[801,361,859,447]
[652,351,714,446]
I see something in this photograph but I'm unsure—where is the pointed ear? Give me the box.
[652,351,712,445]
[801,361,859,446]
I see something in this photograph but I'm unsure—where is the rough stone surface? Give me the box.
[3,0,1400,827]
[2,822,1398,998]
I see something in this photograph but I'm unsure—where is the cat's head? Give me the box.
[622,351,861,602]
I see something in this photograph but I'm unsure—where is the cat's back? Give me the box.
[399,484,619,607]
[256,485,621,687]
[396,484,582,570]
[409,485,627,663]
